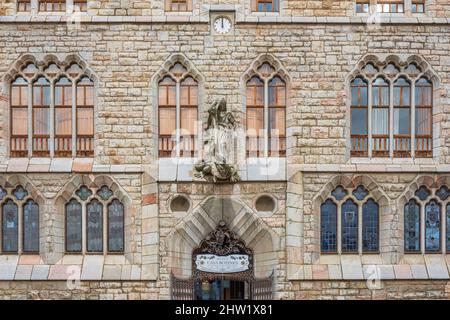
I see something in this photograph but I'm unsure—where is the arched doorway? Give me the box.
[171,221,273,300]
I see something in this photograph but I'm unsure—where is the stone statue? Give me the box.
[194,98,240,182]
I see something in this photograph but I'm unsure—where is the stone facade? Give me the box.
[0,0,449,299]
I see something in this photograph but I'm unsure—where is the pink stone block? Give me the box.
[18,255,42,265]
[312,264,329,280]
[393,265,412,279]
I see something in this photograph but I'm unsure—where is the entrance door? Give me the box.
[194,279,249,300]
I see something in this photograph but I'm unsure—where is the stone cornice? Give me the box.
[0,15,449,25]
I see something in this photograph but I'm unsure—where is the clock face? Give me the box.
[213,17,232,34]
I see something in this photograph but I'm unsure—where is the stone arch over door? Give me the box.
[165,196,281,279]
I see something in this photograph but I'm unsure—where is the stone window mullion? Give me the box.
[27,83,33,157]
[358,202,363,254]
[18,202,23,254]
[389,81,394,159]
[49,80,55,158]
[420,203,425,254]
[81,202,86,254]
[103,200,107,255]
[71,82,77,158]
[411,81,416,158]
[337,202,342,254]
[368,81,373,158]
[264,79,269,158]
[176,80,181,158]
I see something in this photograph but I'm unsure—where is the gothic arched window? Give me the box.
[350,60,433,159]
[158,63,198,158]
[404,199,420,252]
[23,200,39,253]
[9,60,94,158]
[246,62,286,158]
[320,185,380,254]
[65,185,125,254]
[2,199,18,253]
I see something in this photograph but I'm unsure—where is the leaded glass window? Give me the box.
[13,185,28,201]
[341,199,358,253]
[66,199,82,252]
[436,186,450,201]
[320,199,337,253]
[87,199,103,252]
[2,199,18,252]
[23,200,39,253]
[404,199,420,252]
[362,199,379,252]
[76,185,92,201]
[352,185,369,201]
[446,204,450,252]
[97,185,113,201]
[108,200,124,252]
[425,200,441,252]
[0,187,6,200]
[415,185,430,201]
[331,186,347,201]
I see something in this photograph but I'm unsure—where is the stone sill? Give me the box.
[1,158,143,173]
[0,255,154,281]
[292,255,450,280]
[290,163,450,173]
[0,15,448,25]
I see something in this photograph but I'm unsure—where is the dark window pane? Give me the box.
[76,185,92,201]
[97,185,113,201]
[342,199,358,253]
[351,108,367,135]
[437,186,450,201]
[108,199,124,252]
[331,186,347,201]
[394,108,410,135]
[352,185,369,201]
[2,200,18,252]
[425,200,441,252]
[447,204,450,252]
[321,199,337,253]
[87,200,103,252]
[415,185,430,201]
[23,200,39,253]
[66,199,82,252]
[0,187,6,201]
[404,199,420,252]
[362,199,379,252]
[13,185,28,200]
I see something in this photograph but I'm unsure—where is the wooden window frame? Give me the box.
[350,78,369,157]
[252,0,279,13]
[268,77,286,157]
[54,78,73,157]
[393,78,411,158]
[179,77,198,158]
[76,79,95,157]
[355,0,370,13]
[246,77,265,158]
[32,78,51,157]
[371,78,390,158]
[415,78,433,158]
[10,78,29,158]
[39,0,66,12]
[165,0,192,12]
[376,0,404,13]
[411,0,425,13]
[17,0,31,12]
[73,0,87,11]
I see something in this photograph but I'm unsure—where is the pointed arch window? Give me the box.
[404,199,420,252]
[425,200,440,252]
[10,77,29,157]
[350,77,368,156]
[158,63,198,158]
[55,77,73,157]
[320,185,380,254]
[76,77,94,157]
[2,200,19,253]
[246,63,286,158]
[65,186,124,254]
[415,78,432,157]
[23,200,39,253]
[32,77,51,157]
[350,61,433,159]
[393,77,411,157]
[10,62,94,158]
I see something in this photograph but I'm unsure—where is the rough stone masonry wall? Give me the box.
[0,23,449,165]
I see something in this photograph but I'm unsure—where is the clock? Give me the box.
[213,17,232,34]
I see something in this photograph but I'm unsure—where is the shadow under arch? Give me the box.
[165,195,281,279]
